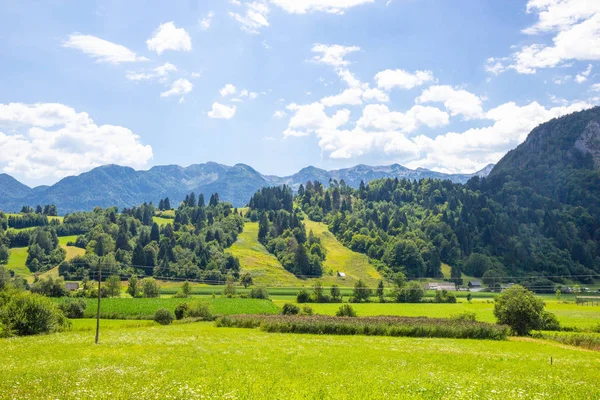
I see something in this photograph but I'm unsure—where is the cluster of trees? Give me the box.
[20,204,58,216]
[26,228,66,272]
[57,193,244,284]
[6,213,51,230]
[295,174,599,286]
[158,197,172,211]
[249,187,327,277]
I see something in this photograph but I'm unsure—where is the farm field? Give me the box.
[55,297,281,319]
[229,221,381,287]
[47,295,600,330]
[0,320,599,399]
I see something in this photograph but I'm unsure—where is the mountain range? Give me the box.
[0,162,494,214]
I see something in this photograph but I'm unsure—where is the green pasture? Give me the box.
[0,320,599,399]
[229,220,381,287]
[55,297,281,319]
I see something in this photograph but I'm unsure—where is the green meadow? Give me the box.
[229,221,381,287]
[0,320,599,399]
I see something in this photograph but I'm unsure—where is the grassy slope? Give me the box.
[0,320,599,399]
[229,221,381,287]
[7,235,84,280]
[152,216,174,226]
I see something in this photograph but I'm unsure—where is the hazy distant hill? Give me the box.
[0,162,493,213]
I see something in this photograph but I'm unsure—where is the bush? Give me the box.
[58,298,87,318]
[281,303,301,315]
[434,290,457,303]
[296,289,310,303]
[175,302,213,321]
[336,304,357,317]
[249,287,269,299]
[451,312,477,322]
[301,305,314,315]
[216,315,509,340]
[0,291,69,336]
[30,276,69,297]
[494,284,547,336]
[540,311,561,331]
[352,279,371,302]
[154,308,174,325]
[174,303,190,320]
[141,278,160,298]
[395,281,424,303]
[186,302,213,320]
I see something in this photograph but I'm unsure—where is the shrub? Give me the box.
[58,298,87,318]
[141,278,160,298]
[336,304,357,317]
[174,303,190,320]
[30,276,69,297]
[296,289,310,303]
[215,315,510,340]
[126,276,140,298]
[540,311,561,331]
[249,287,269,299]
[105,274,122,297]
[174,302,213,321]
[395,281,424,303]
[281,303,300,315]
[352,279,371,302]
[494,284,547,335]
[0,292,69,336]
[301,305,314,315]
[434,289,457,303]
[154,308,174,325]
[451,312,477,322]
[186,302,213,320]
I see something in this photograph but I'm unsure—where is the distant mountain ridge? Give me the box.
[0,162,494,213]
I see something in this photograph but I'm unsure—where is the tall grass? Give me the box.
[532,331,600,351]
[215,314,510,340]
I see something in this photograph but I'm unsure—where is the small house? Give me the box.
[337,271,346,278]
[65,282,80,291]
[468,280,483,292]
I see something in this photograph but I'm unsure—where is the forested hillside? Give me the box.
[291,108,600,287]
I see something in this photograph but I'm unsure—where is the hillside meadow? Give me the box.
[228,221,381,287]
[0,320,599,399]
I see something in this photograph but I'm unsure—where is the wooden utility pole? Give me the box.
[95,261,102,344]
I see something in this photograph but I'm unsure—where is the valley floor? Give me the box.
[1,319,599,399]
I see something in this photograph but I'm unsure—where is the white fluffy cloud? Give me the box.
[575,64,593,83]
[126,62,177,82]
[200,11,215,30]
[416,85,485,119]
[0,103,152,180]
[489,1,600,74]
[63,34,148,64]
[321,88,364,107]
[230,2,270,34]
[160,79,193,97]
[146,22,192,55]
[270,0,374,14]
[374,69,435,90]
[357,104,449,132]
[311,44,360,67]
[220,84,237,97]
[407,100,594,172]
[208,103,237,119]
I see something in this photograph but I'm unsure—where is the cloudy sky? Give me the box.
[1,0,599,186]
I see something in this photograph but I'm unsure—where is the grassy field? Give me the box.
[58,297,281,319]
[153,216,174,226]
[0,319,599,399]
[58,236,85,260]
[6,247,29,276]
[229,221,382,287]
[5,236,84,280]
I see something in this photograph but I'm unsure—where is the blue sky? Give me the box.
[1,0,599,186]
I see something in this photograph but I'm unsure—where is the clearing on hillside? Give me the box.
[229,221,381,287]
